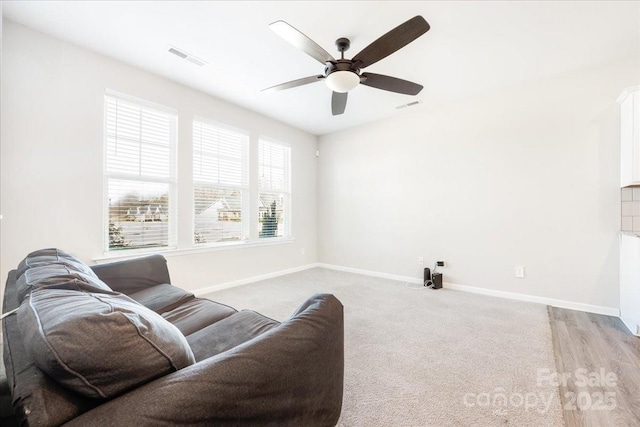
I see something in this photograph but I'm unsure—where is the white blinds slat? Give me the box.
[193,120,248,186]
[105,94,176,251]
[259,139,290,192]
[193,119,249,245]
[105,95,175,179]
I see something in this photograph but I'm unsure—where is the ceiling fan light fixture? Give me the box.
[325,70,359,93]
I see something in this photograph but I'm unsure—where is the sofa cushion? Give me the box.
[186,310,279,361]
[128,283,194,314]
[16,264,113,303]
[14,248,112,304]
[18,289,195,399]
[90,254,172,294]
[162,298,237,336]
[16,248,97,280]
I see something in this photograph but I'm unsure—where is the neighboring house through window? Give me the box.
[104,93,177,251]
[258,138,291,238]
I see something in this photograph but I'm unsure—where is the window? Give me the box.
[193,119,249,245]
[258,138,291,238]
[104,93,177,251]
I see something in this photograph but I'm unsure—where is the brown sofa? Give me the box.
[2,249,344,426]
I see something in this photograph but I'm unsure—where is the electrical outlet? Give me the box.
[437,260,445,267]
[515,265,525,278]
[418,257,424,265]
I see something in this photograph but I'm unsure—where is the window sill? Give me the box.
[93,237,295,264]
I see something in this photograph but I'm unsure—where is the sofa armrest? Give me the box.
[65,293,344,427]
[90,254,171,295]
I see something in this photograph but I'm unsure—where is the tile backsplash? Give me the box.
[621,188,640,231]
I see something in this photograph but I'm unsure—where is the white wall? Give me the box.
[0,20,318,305]
[318,58,640,312]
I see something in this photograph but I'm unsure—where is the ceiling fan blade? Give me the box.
[352,16,430,69]
[269,21,336,65]
[262,75,324,93]
[331,91,348,116]
[360,72,423,95]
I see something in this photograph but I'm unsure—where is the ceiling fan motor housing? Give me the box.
[324,60,361,92]
[323,37,362,89]
[324,60,360,77]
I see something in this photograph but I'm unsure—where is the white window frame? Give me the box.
[103,91,178,253]
[192,117,250,246]
[258,137,292,239]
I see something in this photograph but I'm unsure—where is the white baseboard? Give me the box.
[442,281,619,317]
[316,263,419,284]
[317,263,620,317]
[190,261,619,317]
[192,263,320,297]
[620,316,640,337]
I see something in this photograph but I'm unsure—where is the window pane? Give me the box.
[259,138,290,238]
[193,120,248,186]
[193,119,249,245]
[259,192,286,238]
[108,179,171,250]
[259,139,290,192]
[194,185,245,244]
[104,93,176,253]
[105,95,175,179]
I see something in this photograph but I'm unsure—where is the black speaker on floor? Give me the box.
[432,272,443,290]
[423,267,431,287]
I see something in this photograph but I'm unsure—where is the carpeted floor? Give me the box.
[207,267,565,426]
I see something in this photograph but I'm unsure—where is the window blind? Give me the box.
[259,139,290,192]
[258,138,290,238]
[104,94,177,251]
[193,119,249,245]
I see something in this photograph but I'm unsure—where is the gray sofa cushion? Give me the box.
[15,248,113,304]
[128,283,195,313]
[16,264,113,303]
[90,254,171,294]
[18,289,195,399]
[17,248,97,280]
[186,310,279,362]
[162,298,237,336]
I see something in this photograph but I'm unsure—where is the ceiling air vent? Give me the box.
[168,45,207,67]
[396,100,422,110]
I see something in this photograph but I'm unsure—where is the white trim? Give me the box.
[443,282,619,317]
[620,316,640,337]
[617,86,640,104]
[93,237,295,263]
[317,263,620,317]
[192,263,320,296]
[105,88,178,114]
[316,263,418,284]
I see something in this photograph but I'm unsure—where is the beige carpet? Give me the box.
[207,267,565,427]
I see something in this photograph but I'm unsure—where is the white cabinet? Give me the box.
[619,86,640,187]
[620,234,640,336]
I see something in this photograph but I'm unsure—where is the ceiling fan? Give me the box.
[263,16,430,116]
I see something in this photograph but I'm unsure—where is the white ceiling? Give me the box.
[3,1,639,136]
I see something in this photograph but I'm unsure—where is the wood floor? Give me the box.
[549,307,640,426]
